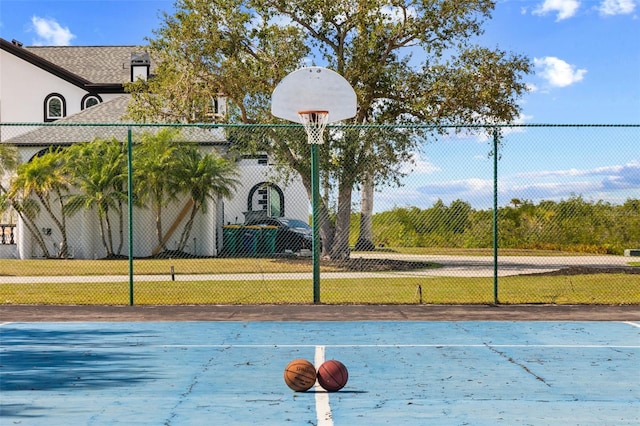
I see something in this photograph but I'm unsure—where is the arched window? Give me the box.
[27,146,64,162]
[247,182,285,217]
[44,93,66,122]
[81,94,102,110]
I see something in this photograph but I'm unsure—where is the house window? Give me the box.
[81,94,102,110]
[248,182,285,217]
[44,93,66,122]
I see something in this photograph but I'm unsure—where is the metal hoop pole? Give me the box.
[311,144,321,303]
[298,111,328,304]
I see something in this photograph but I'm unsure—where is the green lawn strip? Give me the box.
[4,248,629,277]
[378,247,599,257]
[2,275,638,305]
[0,258,322,276]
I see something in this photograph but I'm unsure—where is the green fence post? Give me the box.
[493,128,499,305]
[127,127,134,306]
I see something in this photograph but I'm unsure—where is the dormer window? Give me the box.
[81,94,102,110]
[130,52,150,82]
[44,93,66,122]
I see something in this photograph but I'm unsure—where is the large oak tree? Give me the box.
[127,0,532,259]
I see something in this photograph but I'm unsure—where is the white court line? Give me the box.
[4,343,639,349]
[623,321,640,329]
[0,322,12,327]
[314,345,333,426]
[148,344,640,349]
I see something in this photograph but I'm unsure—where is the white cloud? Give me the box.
[472,113,534,142]
[376,187,425,208]
[502,160,640,203]
[599,0,636,15]
[30,16,75,46]
[533,0,581,20]
[378,160,640,211]
[517,160,640,185]
[400,152,441,174]
[417,178,494,197]
[534,56,587,87]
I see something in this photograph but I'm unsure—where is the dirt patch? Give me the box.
[525,266,640,276]
[274,257,437,272]
[276,257,639,276]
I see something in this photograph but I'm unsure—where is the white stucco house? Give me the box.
[0,38,309,259]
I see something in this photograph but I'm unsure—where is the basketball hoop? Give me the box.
[271,67,357,304]
[298,110,329,144]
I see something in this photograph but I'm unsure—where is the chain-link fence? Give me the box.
[1,122,638,305]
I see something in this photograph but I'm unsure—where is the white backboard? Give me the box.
[271,67,357,123]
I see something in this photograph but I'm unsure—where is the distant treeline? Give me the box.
[352,196,640,255]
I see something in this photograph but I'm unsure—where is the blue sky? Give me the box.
[1,0,638,210]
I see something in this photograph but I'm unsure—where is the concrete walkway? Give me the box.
[0,254,634,283]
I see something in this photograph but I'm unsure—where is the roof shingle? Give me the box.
[24,45,152,84]
[3,96,228,146]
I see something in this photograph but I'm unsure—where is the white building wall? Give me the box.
[0,49,122,139]
[8,157,308,259]
[223,158,310,225]
[1,49,310,259]
[13,193,219,259]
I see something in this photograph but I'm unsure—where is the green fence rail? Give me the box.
[1,123,638,305]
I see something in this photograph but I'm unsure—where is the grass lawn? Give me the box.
[0,257,331,276]
[384,247,600,256]
[1,249,637,305]
[0,247,631,277]
[1,275,638,305]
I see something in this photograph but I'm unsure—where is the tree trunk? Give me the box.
[177,203,199,252]
[12,202,51,257]
[116,199,124,256]
[155,203,166,253]
[317,198,335,258]
[98,213,111,257]
[36,191,69,258]
[103,208,115,257]
[55,189,69,258]
[355,171,375,251]
[330,180,353,260]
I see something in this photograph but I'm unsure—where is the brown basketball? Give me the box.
[284,359,317,392]
[316,359,348,392]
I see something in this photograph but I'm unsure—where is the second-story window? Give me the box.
[81,94,102,110]
[44,93,66,122]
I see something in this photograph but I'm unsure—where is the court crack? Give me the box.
[483,343,551,387]
[164,353,218,425]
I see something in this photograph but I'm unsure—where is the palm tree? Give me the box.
[174,145,239,252]
[64,138,128,258]
[132,128,182,253]
[9,148,71,258]
[2,140,51,255]
[4,194,50,256]
[0,143,18,226]
[0,143,18,195]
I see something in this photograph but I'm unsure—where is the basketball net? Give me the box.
[298,110,329,144]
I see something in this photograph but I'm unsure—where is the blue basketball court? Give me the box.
[1,320,639,425]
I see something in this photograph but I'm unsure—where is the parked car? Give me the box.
[245,217,315,253]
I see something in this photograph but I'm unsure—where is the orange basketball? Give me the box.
[284,359,317,392]
[316,359,348,392]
